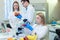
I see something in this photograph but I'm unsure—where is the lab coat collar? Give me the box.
[26,4,31,10]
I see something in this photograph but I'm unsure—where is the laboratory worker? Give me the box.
[8,1,22,35]
[21,0,35,23]
[32,12,49,40]
[20,0,35,35]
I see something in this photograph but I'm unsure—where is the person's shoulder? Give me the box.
[43,25,48,30]
[43,25,48,27]
[28,4,35,9]
[32,24,37,28]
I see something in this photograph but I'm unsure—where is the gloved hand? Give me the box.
[22,23,33,31]
[25,23,33,31]
[14,12,22,19]
[16,14,22,19]
[22,19,33,31]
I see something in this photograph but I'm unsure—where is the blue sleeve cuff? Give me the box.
[25,23,33,31]
[16,14,22,19]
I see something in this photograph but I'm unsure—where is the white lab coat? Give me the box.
[20,4,35,35]
[8,12,23,35]
[32,24,48,40]
[21,4,35,23]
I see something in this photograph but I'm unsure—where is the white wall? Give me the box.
[0,0,4,20]
[47,0,60,23]
[30,0,47,3]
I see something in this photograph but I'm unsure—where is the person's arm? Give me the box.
[8,12,18,29]
[8,13,14,29]
[37,26,48,39]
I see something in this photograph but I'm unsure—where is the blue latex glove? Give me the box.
[16,14,22,19]
[25,23,33,31]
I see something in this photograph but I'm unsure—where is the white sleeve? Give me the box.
[37,26,48,39]
[8,12,21,29]
[8,12,14,28]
